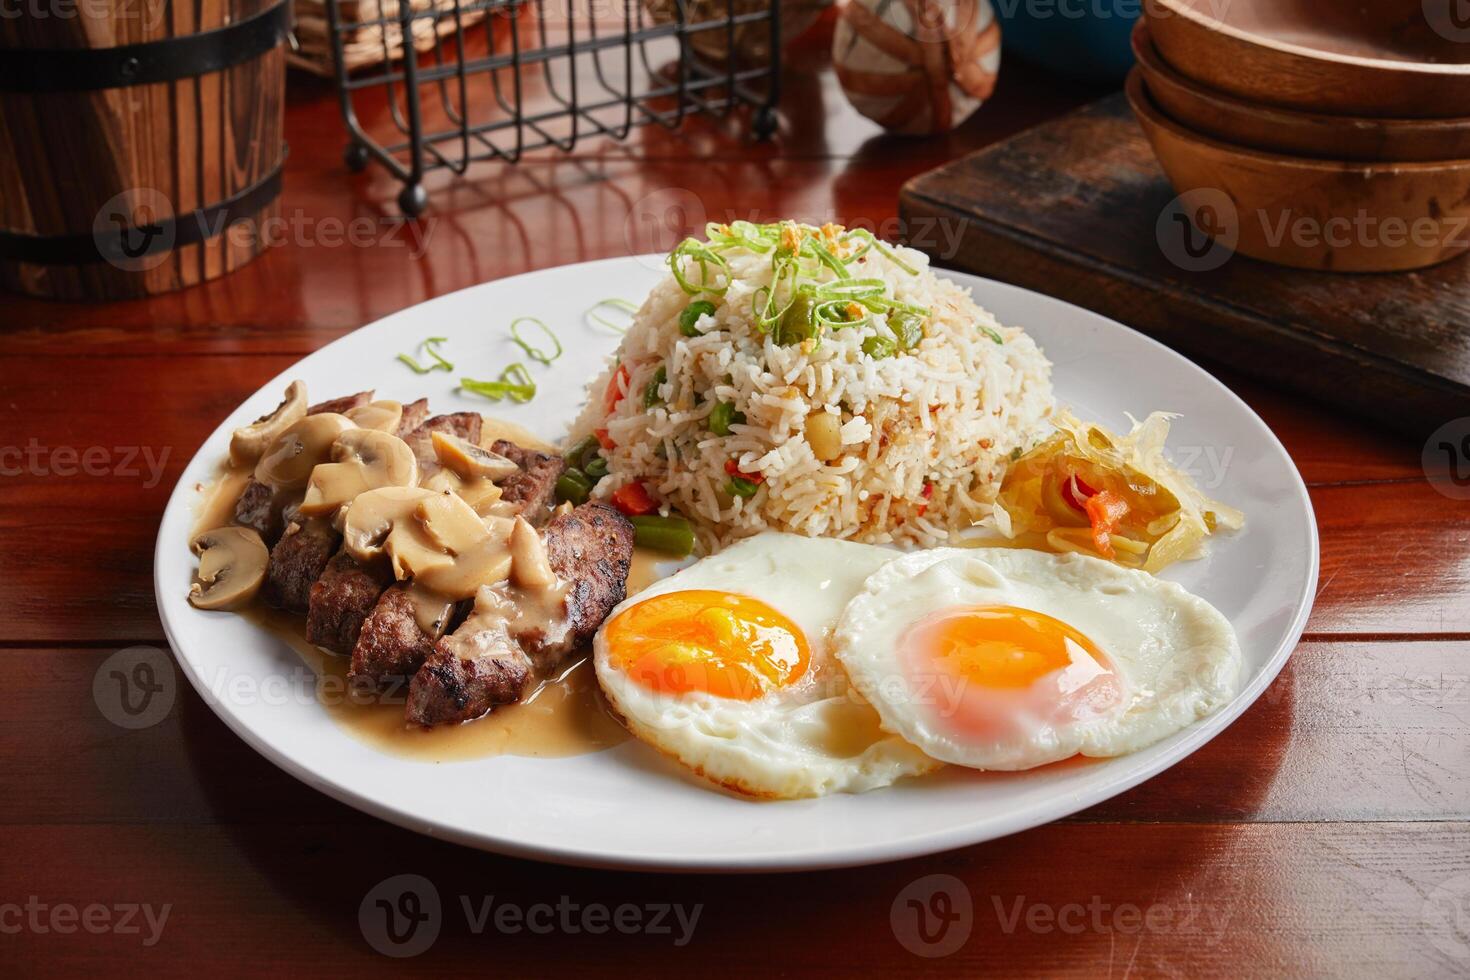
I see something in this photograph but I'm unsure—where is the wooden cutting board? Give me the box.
[898,93,1470,440]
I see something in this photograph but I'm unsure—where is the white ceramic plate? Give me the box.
[154,257,1317,872]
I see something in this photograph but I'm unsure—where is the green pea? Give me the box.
[679,300,718,337]
[708,400,746,436]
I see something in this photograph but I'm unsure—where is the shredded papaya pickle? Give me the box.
[991,409,1245,573]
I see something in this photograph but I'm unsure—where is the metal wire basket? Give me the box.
[324,0,784,214]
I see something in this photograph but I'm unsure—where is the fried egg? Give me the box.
[593,533,939,799]
[834,548,1242,771]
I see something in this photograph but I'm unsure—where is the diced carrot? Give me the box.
[594,428,615,451]
[723,459,765,483]
[612,482,657,516]
[603,363,631,415]
[1084,489,1130,559]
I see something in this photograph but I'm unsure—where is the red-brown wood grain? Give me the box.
[1,13,1465,976]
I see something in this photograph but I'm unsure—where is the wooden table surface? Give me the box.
[4,16,1468,977]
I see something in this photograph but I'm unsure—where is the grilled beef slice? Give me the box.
[491,439,566,526]
[405,501,634,726]
[396,398,431,438]
[306,390,374,415]
[262,518,339,613]
[404,412,483,478]
[305,551,395,654]
[348,584,456,687]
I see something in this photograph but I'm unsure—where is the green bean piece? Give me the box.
[630,515,696,556]
[564,435,600,470]
[775,292,819,346]
[678,300,718,337]
[555,469,593,505]
[862,334,897,359]
[708,400,746,436]
[643,366,667,408]
[584,455,609,481]
[890,310,926,351]
[726,476,759,498]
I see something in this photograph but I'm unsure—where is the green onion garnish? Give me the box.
[630,514,696,556]
[397,336,454,374]
[843,228,920,275]
[461,363,536,403]
[679,300,717,337]
[670,238,730,296]
[587,297,637,334]
[509,316,562,365]
[708,401,745,436]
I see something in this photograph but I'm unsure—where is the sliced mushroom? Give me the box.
[298,429,419,520]
[416,491,491,554]
[341,486,440,571]
[509,515,556,589]
[346,399,404,433]
[340,487,515,600]
[229,381,308,466]
[254,413,355,489]
[432,431,520,481]
[188,526,269,610]
[421,467,506,516]
[414,514,514,600]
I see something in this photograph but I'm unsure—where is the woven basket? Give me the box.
[289,0,493,76]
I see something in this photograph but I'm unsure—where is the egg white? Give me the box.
[593,533,939,799]
[835,547,1243,771]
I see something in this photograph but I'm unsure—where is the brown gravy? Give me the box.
[244,605,629,762]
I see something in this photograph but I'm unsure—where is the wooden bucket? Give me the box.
[0,0,288,301]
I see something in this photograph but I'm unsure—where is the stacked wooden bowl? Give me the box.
[1130,0,1470,272]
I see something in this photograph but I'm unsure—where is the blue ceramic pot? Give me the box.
[992,0,1140,84]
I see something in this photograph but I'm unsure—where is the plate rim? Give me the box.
[153,256,1320,873]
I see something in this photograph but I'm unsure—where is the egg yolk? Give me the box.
[603,590,810,700]
[902,605,1123,738]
